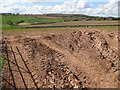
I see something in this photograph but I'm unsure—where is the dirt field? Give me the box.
[25,21,118,28]
[2,28,118,89]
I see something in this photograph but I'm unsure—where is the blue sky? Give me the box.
[32,2,107,7]
[1,0,119,17]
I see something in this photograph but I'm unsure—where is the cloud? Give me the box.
[1,0,119,17]
[77,0,89,8]
[90,0,119,17]
[1,0,71,2]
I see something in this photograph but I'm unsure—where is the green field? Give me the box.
[2,15,119,31]
[2,15,65,30]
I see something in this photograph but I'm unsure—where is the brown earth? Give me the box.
[25,21,118,28]
[2,29,118,89]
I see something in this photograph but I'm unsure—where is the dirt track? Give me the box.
[2,29,118,89]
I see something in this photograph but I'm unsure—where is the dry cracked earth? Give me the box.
[2,29,119,89]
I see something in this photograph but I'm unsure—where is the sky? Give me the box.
[0,0,120,17]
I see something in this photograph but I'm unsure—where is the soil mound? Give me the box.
[2,29,118,88]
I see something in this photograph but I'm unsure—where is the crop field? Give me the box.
[1,15,119,89]
[2,15,66,30]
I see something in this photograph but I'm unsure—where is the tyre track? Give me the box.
[2,40,40,89]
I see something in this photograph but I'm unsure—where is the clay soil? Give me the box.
[2,28,118,89]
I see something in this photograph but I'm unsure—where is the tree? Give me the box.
[16,13,19,15]
[64,19,69,22]
[7,20,13,25]
[103,18,107,21]
[7,20,14,29]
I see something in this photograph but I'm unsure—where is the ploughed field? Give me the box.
[2,28,118,89]
[25,21,118,28]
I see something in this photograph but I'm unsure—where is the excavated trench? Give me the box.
[2,29,118,88]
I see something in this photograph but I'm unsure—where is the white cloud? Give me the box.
[1,0,119,17]
[77,0,88,8]
[90,0,119,17]
[1,0,72,2]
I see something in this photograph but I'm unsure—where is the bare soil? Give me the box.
[25,21,118,28]
[2,28,118,89]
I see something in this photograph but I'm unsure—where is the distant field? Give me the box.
[2,15,65,30]
[2,15,119,30]
[25,21,118,28]
[3,26,118,34]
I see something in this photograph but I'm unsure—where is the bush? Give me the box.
[73,19,79,21]
[112,18,119,20]
[7,20,13,25]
